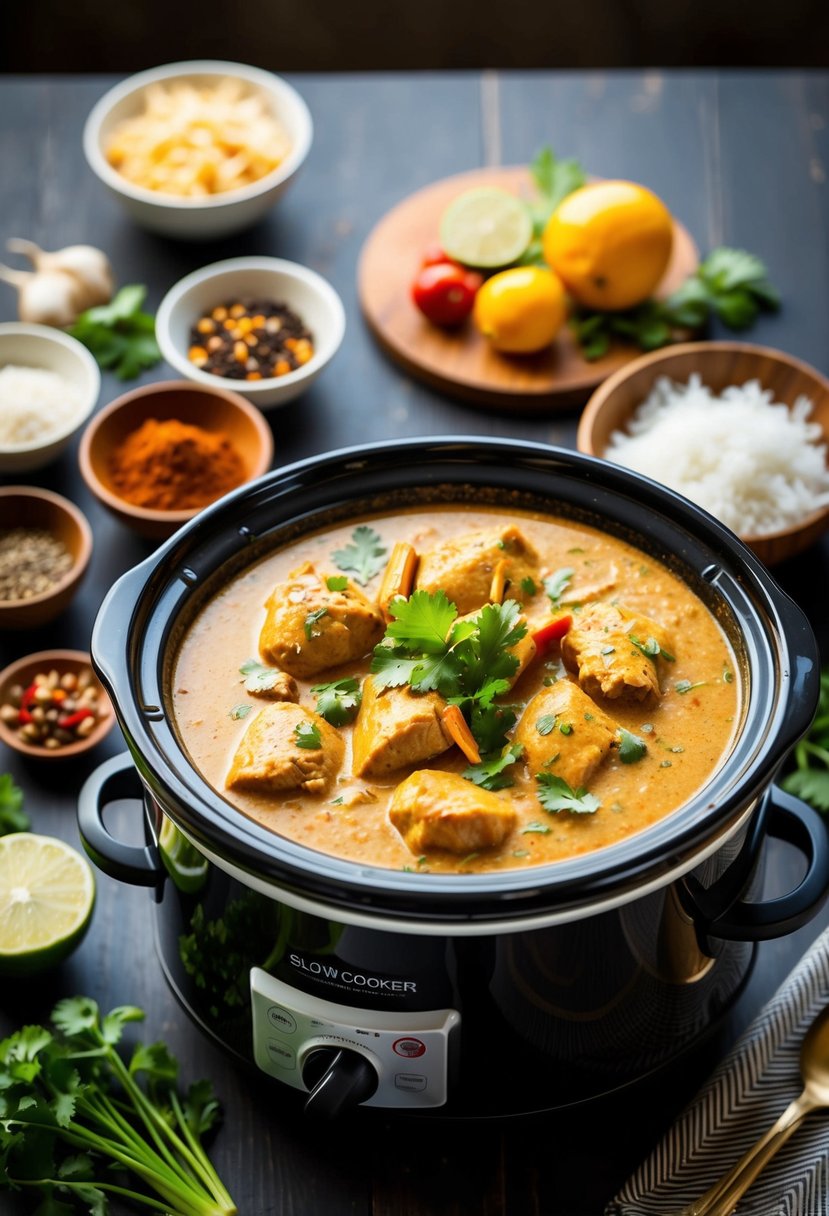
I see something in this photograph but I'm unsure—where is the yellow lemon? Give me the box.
[473,266,567,354]
[542,181,673,311]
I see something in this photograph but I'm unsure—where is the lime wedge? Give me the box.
[0,833,95,975]
[440,187,533,269]
[159,816,208,894]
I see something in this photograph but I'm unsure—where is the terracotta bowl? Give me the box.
[577,341,829,566]
[78,380,274,541]
[0,650,114,760]
[0,487,93,629]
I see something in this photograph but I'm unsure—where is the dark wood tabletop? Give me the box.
[2,69,829,1216]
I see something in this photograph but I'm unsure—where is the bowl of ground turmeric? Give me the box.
[79,380,274,540]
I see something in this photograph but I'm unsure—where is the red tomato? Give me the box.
[411,263,483,327]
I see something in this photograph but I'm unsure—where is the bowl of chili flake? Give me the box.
[155,256,346,410]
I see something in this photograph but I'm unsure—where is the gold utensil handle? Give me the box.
[678,1093,813,1216]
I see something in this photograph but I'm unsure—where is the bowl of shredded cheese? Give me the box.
[0,323,101,473]
[577,341,829,565]
[83,61,313,240]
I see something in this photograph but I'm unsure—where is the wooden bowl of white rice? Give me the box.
[0,323,101,473]
[577,341,829,565]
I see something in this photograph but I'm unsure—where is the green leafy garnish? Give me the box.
[559,721,573,736]
[463,743,524,791]
[304,606,329,640]
[0,996,235,1215]
[0,772,28,835]
[536,773,600,815]
[521,821,552,835]
[294,721,322,749]
[332,526,387,586]
[239,658,280,693]
[68,284,162,380]
[536,714,556,736]
[543,567,574,604]
[520,576,538,596]
[630,634,675,663]
[783,669,829,812]
[519,147,587,265]
[326,575,349,591]
[618,728,647,764]
[311,677,362,726]
[229,703,252,720]
[675,679,707,695]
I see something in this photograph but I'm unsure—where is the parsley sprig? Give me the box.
[68,285,162,380]
[518,147,587,266]
[0,996,235,1215]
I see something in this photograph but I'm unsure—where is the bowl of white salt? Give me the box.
[577,341,829,565]
[0,323,101,473]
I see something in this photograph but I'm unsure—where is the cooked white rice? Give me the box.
[0,365,85,447]
[605,374,829,536]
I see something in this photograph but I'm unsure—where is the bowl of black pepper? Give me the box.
[0,487,93,629]
[156,256,346,409]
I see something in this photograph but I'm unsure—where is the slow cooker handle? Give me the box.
[78,753,162,887]
[682,785,829,946]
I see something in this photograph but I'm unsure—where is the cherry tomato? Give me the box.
[421,242,451,268]
[411,263,483,327]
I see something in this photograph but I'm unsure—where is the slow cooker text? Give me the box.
[288,953,417,993]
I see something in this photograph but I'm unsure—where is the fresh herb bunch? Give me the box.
[0,996,236,1215]
[783,668,829,811]
[0,773,28,836]
[371,590,527,754]
[519,147,587,266]
[571,247,781,360]
[68,285,162,380]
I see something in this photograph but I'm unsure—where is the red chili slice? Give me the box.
[531,615,573,652]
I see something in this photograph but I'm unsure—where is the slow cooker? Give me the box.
[78,438,829,1118]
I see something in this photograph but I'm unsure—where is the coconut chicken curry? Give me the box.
[172,506,740,874]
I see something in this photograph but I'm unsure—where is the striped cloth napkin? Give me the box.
[607,925,829,1216]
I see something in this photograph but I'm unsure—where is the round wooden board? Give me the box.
[358,166,699,413]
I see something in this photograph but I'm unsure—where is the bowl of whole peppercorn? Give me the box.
[155,257,346,409]
[0,650,114,759]
[0,487,93,629]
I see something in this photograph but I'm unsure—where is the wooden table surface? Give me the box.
[2,70,829,1216]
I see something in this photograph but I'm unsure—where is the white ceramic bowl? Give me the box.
[155,257,346,409]
[83,61,313,240]
[0,324,101,473]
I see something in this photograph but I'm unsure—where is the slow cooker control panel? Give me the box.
[250,968,460,1109]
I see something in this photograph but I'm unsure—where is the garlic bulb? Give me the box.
[0,238,115,327]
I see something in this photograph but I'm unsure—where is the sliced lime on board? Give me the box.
[439,187,533,269]
[0,833,95,975]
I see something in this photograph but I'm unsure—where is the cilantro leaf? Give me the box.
[129,1041,178,1084]
[326,575,349,591]
[304,606,329,640]
[630,634,675,662]
[544,567,574,604]
[520,576,537,596]
[294,721,322,749]
[68,285,162,380]
[311,677,362,726]
[521,821,552,835]
[536,773,601,815]
[183,1079,221,1137]
[331,526,387,586]
[463,743,524,791]
[536,714,556,736]
[370,647,422,688]
[239,658,281,692]
[101,1006,144,1046]
[386,589,457,652]
[52,998,100,1038]
[618,728,647,764]
[675,679,707,695]
[468,701,518,754]
[783,767,829,812]
[229,703,252,720]
[0,773,28,836]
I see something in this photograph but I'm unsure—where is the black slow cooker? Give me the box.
[78,438,829,1118]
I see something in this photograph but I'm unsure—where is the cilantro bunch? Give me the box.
[371,591,526,753]
[68,286,162,380]
[0,997,236,1215]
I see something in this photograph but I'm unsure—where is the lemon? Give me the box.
[473,265,567,354]
[542,180,674,311]
[440,187,533,269]
[0,833,95,976]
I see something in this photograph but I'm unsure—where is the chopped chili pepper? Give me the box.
[57,708,94,730]
[532,614,573,652]
[17,709,33,725]
[20,682,38,710]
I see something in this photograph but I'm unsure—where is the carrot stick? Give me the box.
[377,542,418,619]
[441,704,481,764]
[488,559,509,604]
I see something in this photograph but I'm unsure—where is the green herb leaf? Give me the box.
[239,658,281,692]
[544,567,574,604]
[536,773,600,815]
[129,1040,178,1084]
[68,285,162,380]
[52,997,100,1038]
[311,677,362,726]
[675,679,707,695]
[294,721,322,750]
[101,1006,144,1046]
[386,589,457,652]
[304,606,329,640]
[521,821,552,834]
[229,703,252,720]
[332,525,387,585]
[618,728,647,764]
[529,146,587,226]
[783,767,829,812]
[326,575,349,591]
[630,634,675,662]
[463,743,524,791]
[0,773,28,836]
[520,576,538,596]
[536,714,556,736]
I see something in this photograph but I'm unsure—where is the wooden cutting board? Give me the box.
[358,166,699,413]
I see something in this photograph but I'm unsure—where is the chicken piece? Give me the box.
[226,703,344,796]
[416,525,539,615]
[247,671,299,702]
[561,602,673,703]
[389,770,517,855]
[352,677,453,778]
[513,680,618,790]
[259,562,385,679]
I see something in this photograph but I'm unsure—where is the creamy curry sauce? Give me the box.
[171,506,741,874]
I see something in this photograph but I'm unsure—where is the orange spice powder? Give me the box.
[109,417,246,511]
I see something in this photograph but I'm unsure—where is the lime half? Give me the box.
[440,187,533,269]
[0,833,95,976]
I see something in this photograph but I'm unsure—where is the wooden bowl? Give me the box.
[0,487,93,629]
[0,650,114,760]
[578,341,829,566]
[79,380,274,541]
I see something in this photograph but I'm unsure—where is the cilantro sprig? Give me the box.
[463,743,524,791]
[332,526,387,586]
[294,721,322,749]
[783,668,829,811]
[68,284,162,380]
[618,728,647,764]
[0,996,235,1215]
[239,658,281,693]
[536,772,601,815]
[311,677,362,727]
[0,773,29,835]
